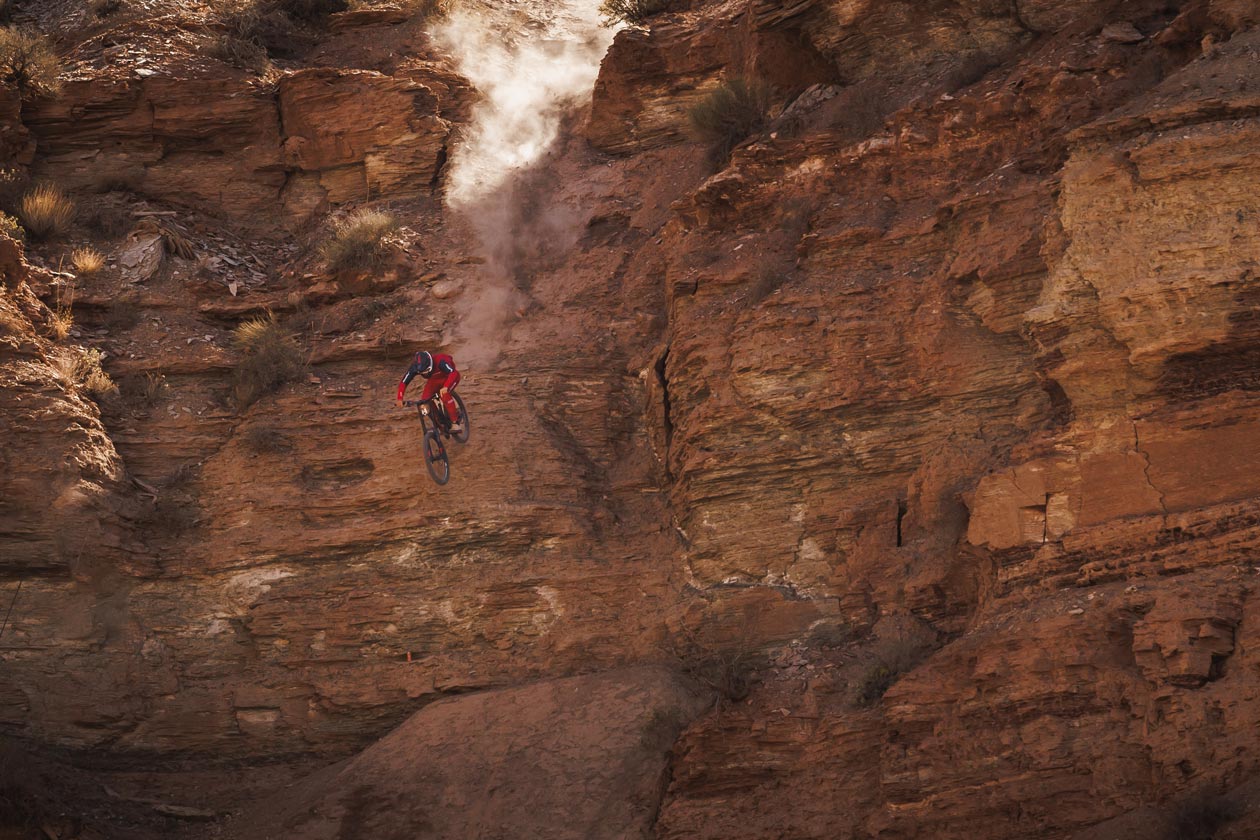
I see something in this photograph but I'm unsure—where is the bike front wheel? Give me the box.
[423,428,450,485]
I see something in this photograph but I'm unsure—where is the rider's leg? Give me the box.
[418,379,447,429]
[440,372,461,428]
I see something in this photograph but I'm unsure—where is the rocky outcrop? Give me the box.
[227,668,703,839]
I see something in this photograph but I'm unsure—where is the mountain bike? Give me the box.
[404,392,470,485]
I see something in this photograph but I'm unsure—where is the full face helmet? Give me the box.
[414,351,434,376]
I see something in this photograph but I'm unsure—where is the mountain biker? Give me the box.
[396,350,462,433]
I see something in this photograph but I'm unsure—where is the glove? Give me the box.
[395,398,404,407]
[439,387,450,397]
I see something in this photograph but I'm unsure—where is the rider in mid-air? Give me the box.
[396,350,462,433]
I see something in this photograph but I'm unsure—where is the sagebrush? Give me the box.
[688,77,772,165]
[321,208,399,272]
[232,314,305,407]
[56,347,117,400]
[0,27,61,97]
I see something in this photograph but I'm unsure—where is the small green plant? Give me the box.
[0,27,61,98]
[321,208,399,273]
[232,314,305,407]
[18,184,74,241]
[688,77,772,165]
[599,0,668,25]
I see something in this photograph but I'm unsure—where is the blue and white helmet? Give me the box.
[414,351,434,375]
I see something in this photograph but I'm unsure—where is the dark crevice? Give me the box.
[655,346,673,454]
[895,498,907,547]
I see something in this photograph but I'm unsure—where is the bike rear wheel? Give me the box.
[423,428,450,485]
[451,392,470,444]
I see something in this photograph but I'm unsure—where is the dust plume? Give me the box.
[430,0,617,366]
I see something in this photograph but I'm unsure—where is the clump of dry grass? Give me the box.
[0,27,61,98]
[72,246,105,275]
[18,184,74,241]
[688,77,772,166]
[321,208,399,273]
[232,314,305,407]
[55,347,117,400]
[48,281,74,340]
[599,0,668,25]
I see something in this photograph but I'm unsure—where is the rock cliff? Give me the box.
[2,0,1260,838]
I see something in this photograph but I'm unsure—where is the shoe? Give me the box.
[448,423,463,434]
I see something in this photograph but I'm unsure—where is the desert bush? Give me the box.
[122,370,166,408]
[80,202,132,238]
[232,314,305,407]
[853,631,924,708]
[599,0,668,24]
[688,77,772,165]
[0,211,20,241]
[213,32,270,72]
[664,622,760,705]
[244,424,291,453]
[276,0,349,22]
[0,27,61,98]
[55,347,117,400]
[72,246,105,275]
[18,184,74,241]
[91,0,123,16]
[321,208,399,273]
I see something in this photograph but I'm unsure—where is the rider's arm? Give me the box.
[396,365,417,401]
[436,358,456,376]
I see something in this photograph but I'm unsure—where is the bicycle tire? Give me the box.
[423,428,450,485]
[451,392,470,444]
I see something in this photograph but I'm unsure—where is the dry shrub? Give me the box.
[0,167,28,214]
[0,211,21,241]
[81,203,132,238]
[0,27,61,98]
[276,0,349,22]
[321,208,399,273]
[48,281,73,339]
[18,184,74,241]
[214,32,270,72]
[55,347,117,400]
[244,424,291,453]
[91,0,123,16]
[664,621,760,705]
[72,246,105,275]
[232,314,305,407]
[600,0,668,25]
[854,631,924,708]
[688,77,772,165]
[122,370,166,408]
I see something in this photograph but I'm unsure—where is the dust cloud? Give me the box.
[430,0,617,366]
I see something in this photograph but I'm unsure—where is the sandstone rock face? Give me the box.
[20,19,464,230]
[5,1,1260,838]
[228,668,703,839]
